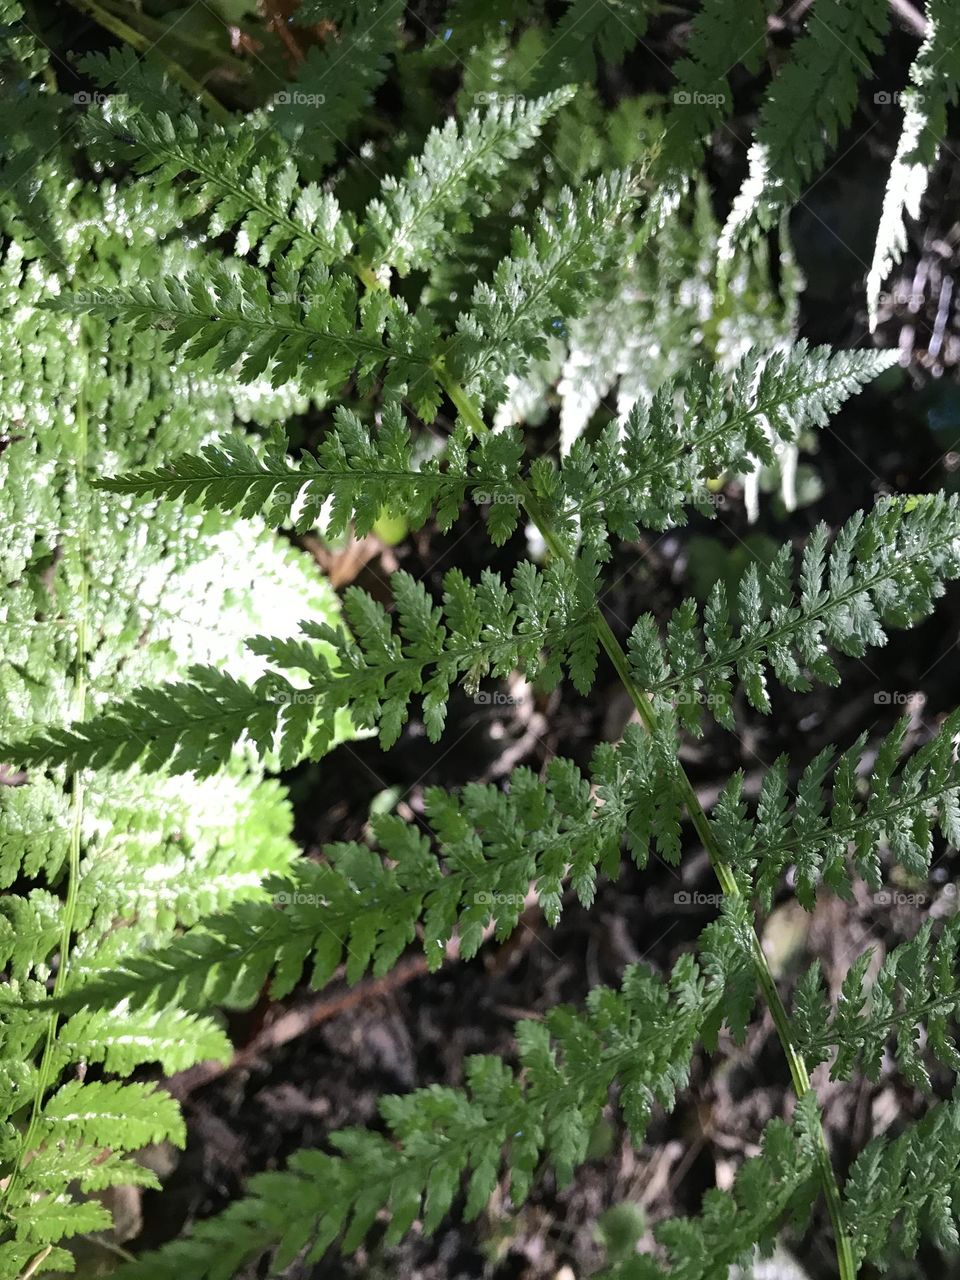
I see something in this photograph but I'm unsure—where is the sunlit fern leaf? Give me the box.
[867,0,960,329]
[720,0,890,257]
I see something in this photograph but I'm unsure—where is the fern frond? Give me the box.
[92,406,524,543]
[547,343,894,553]
[46,723,682,1013]
[653,0,769,214]
[867,0,960,328]
[39,1079,185,1150]
[720,0,890,251]
[51,1005,231,1075]
[45,260,444,416]
[628,495,960,733]
[535,0,656,87]
[8,550,604,769]
[844,1098,960,1268]
[272,11,398,175]
[714,712,960,907]
[794,919,960,1087]
[600,1097,821,1278]
[446,173,636,407]
[4,665,282,777]
[91,341,886,561]
[106,957,717,1278]
[0,1080,186,1260]
[362,88,575,276]
[87,108,356,268]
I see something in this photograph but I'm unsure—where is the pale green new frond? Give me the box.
[628,495,960,734]
[51,1005,231,1076]
[108,957,716,1278]
[867,0,960,329]
[714,712,960,907]
[40,1079,185,1150]
[362,88,574,276]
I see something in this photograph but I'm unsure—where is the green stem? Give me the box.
[64,0,231,124]
[93,0,253,78]
[447,379,858,1280]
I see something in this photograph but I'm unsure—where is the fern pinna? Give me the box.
[2,1,960,1278]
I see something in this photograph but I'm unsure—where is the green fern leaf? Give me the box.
[628,495,960,734]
